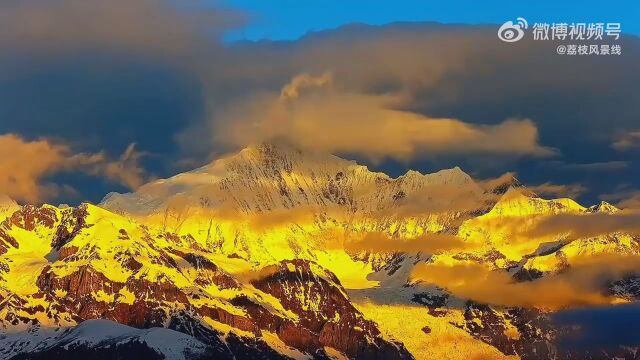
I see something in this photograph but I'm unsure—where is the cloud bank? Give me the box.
[411,254,640,309]
[0,134,146,203]
[214,73,554,162]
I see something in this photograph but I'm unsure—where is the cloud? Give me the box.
[477,172,527,194]
[528,182,588,199]
[600,187,640,210]
[280,71,332,99]
[465,209,640,245]
[0,0,245,203]
[231,206,318,231]
[0,2,638,203]
[0,134,68,202]
[0,134,147,203]
[0,0,242,59]
[371,180,495,220]
[612,131,640,151]
[410,254,640,309]
[344,231,473,254]
[548,161,629,172]
[524,212,640,239]
[214,73,554,162]
[207,23,640,152]
[74,143,148,190]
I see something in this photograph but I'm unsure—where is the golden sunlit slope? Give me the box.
[94,142,640,359]
[1,203,293,324]
[0,202,412,359]
[100,142,487,285]
[353,301,517,360]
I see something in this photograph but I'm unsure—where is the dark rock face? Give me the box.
[412,293,449,317]
[52,205,90,249]
[169,249,241,289]
[608,275,640,300]
[0,227,18,255]
[226,333,298,360]
[512,267,544,282]
[251,259,414,360]
[450,302,557,360]
[36,264,176,327]
[8,205,57,232]
[0,205,58,254]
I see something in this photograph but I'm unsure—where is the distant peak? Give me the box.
[440,166,469,177]
[233,141,340,162]
[244,140,302,155]
[500,186,531,200]
[588,201,619,214]
[403,166,469,178]
[483,172,524,196]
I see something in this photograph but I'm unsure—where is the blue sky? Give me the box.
[224,0,640,41]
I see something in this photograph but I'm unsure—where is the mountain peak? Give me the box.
[102,142,486,218]
[588,200,620,214]
[485,187,585,217]
[483,172,524,196]
[193,141,363,177]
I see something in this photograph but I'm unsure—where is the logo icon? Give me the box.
[498,17,528,42]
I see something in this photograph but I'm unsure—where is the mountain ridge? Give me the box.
[1,143,639,360]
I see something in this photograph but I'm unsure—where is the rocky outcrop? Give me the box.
[252,260,413,359]
[8,205,57,231]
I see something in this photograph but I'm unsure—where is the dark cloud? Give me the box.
[528,182,588,199]
[600,187,640,209]
[0,0,242,56]
[0,0,638,204]
[612,130,640,151]
[548,160,629,172]
[0,0,236,201]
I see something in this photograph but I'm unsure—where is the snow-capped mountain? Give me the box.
[1,319,212,360]
[1,142,639,360]
[101,142,487,275]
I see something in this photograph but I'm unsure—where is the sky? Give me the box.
[223,0,640,41]
[0,0,639,207]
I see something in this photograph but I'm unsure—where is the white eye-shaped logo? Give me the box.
[498,17,528,42]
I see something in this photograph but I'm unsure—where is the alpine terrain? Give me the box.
[1,142,639,360]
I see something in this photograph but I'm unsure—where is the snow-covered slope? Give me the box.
[102,142,482,216]
[0,319,211,360]
[101,142,487,281]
